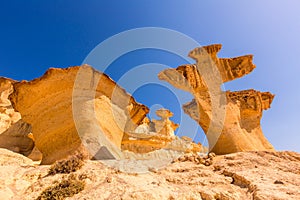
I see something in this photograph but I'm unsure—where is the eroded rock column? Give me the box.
[159,44,274,154]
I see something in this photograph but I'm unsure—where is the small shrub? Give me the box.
[48,154,84,175]
[37,174,85,200]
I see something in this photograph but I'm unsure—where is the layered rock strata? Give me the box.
[9,66,149,164]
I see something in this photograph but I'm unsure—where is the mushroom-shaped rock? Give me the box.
[155,109,173,119]
[152,108,179,138]
[159,44,274,154]
[121,108,180,153]
[9,66,149,164]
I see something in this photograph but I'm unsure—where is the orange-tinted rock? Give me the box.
[121,108,204,154]
[9,66,149,164]
[152,108,179,138]
[159,44,274,154]
[121,108,179,153]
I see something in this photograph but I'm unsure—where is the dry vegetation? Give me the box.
[37,174,85,200]
[48,154,84,175]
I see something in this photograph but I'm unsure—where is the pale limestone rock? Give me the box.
[9,66,149,164]
[159,44,274,154]
[180,136,208,153]
[134,124,150,134]
[0,78,20,133]
[133,117,151,134]
[1,149,299,200]
[0,78,34,156]
[0,148,34,166]
[163,136,205,153]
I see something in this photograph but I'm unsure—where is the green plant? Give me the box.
[37,174,85,200]
[48,153,84,175]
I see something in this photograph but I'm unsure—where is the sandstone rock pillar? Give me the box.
[159,44,274,154]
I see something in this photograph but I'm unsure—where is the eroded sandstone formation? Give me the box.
[159,44,275,154]
[121,108,178,153]
[0,78,20,133]
[0,78,34,156]
[122,108,203,154]
[9,66,149,164]
[152,109,179,138]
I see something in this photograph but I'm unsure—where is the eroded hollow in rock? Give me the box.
[0,78,35,157]
[9,66,149,164]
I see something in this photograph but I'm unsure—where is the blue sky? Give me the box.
[0,1,299,152]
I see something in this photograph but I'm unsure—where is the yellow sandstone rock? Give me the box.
[121,108,178,154]
[152,108,179,138]
[121,108,203,154]
[159,44,274,154]
[9,66,149,164]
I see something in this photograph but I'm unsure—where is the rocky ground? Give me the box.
[0,148,299,200]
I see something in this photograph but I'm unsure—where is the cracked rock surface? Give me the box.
[1,148,299,200]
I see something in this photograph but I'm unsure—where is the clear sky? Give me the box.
[0,1,299,152]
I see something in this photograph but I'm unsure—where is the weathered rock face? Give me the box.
[0,120,34,156]
[159,44,275,154]
[9,66,149,164]
[122,108,179,153]
[1,149,299,200]
[152,109,179,138]
[0,78,20,133]
[121,108,203,154]
[0,78,34,156]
